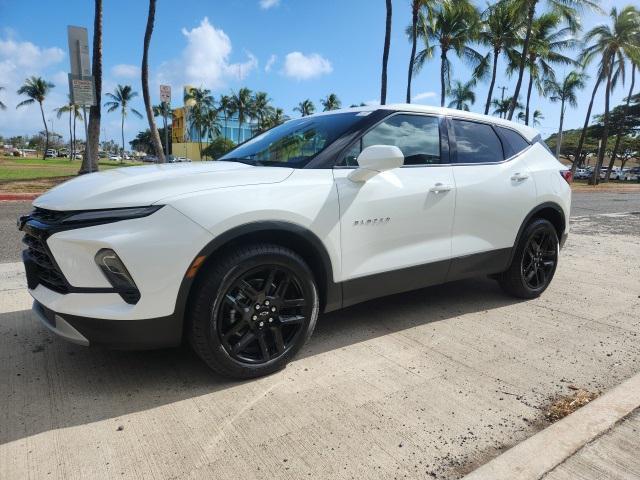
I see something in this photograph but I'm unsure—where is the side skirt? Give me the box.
[339,248,512,309]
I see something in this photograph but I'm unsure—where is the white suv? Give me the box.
[19,105,571,378]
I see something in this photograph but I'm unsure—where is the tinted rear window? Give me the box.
[452,119,503,164]
[496,127,530,157]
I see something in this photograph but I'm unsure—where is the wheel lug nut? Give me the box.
[268,318,273,323]
[252,315,257,321]
[259,321,264,327]
[255,304,260,310]
[271,307,276,312]
[265,300,270,306]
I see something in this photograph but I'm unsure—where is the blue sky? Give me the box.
[0,0,638,146]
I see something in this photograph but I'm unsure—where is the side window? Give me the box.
[452,119,503,164]
[338,114,441,166]
[496,126,530,158]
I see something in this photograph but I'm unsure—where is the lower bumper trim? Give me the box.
[32,301,183,350]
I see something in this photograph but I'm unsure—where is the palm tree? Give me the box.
[505,0,599,120]
[320,93,342,111]
[55,96,83,160]
[507,13,577,126]
[82,0,102,174]
[218,94,233,139]
[203,108,221,159]
[582,6,640,184]
[230,87,254,143]
[406,0,436,103]
[294,99,315,117]
[253,91,274,132]
[184,87,214,158]
[0,86,6,110]
[518,109,544,126]
[604,7,640,181]
[104,85,142,160]
[546,70,587,158]
[479,1,522,114]
[381,0,392,105]
[447,80,475,111]
[16,76,55,159]
[492,96,522,118]
[141,0,165,162]
[415,0,484,107]
[153,101,172,156]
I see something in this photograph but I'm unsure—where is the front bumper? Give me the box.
[33,300,181,349]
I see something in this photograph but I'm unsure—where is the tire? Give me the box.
[498,218,559,299]
[188,243,319,379]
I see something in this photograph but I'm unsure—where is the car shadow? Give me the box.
[1,276,522,446]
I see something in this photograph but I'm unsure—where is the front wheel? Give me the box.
[498,219,559,299]
[188,244,319,379]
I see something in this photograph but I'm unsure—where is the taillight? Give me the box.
[560,170,573,184]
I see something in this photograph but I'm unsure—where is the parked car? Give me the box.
[108,155,121,161]
[45,149,57,158]
[620,168,639,181]
[18,105,571,379]
[142,155,158,163]
[575,168,590,180]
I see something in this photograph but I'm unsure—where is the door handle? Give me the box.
[511,172,529,182]
[429,183,453,193]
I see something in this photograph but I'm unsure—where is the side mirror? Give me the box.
[348,145,404,182]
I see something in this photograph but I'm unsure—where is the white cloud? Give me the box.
[259,0,280,9]
[157,17,257,90]
[283,52,332,80]
[0,36,67,138]
[265,54,277,73]
[112,64,140,78]
[412,91,437,102]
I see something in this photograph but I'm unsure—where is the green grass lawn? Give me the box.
[0,156,143,182]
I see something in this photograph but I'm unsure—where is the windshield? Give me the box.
[219,112,365,167]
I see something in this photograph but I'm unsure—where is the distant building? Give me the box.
[171,86,257,160]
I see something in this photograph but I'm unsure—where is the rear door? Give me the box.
[448,118,537,277]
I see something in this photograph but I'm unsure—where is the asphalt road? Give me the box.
[2,191,639,263]
[1,208,639,480]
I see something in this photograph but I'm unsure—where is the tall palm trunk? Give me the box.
[555,100,565,159]
[591,66,613,185]
[440,51,447,107]
[508,0,536,120]
[72,111,77,160]
[81,0,102,174]
[39,101,48,160]
[571,76,601,176]
[142,0,165,163]
[484,47,500,115]
[406,3,419,103]
[68,109,73,160]
[381,0,392,105]
[605,64,635,181]
[120,109,125,162]
[525,70,534,126]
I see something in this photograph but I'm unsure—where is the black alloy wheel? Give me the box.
[498,218,559,298]
[188,244,319,379]
[521,228,557,290]
[218,266,308,364]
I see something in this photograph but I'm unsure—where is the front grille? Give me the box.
[22,231,69,293]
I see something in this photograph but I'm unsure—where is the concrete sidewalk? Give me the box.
[1,214,640,479]
[544,408,640,480]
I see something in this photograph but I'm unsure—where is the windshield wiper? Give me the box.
[219,158,262,166]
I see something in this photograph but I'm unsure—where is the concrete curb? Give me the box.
[463,372,640,480]
[0,193,39,201]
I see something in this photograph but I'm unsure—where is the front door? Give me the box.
[333,113,456,306]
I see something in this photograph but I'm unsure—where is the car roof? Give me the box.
[311,103,540,141]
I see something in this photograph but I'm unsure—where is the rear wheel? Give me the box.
[188,244,319,379]
[498,219,559,299]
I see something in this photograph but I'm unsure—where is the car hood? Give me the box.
[33,161,294,211]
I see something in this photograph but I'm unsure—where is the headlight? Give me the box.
[62,205,163,224]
